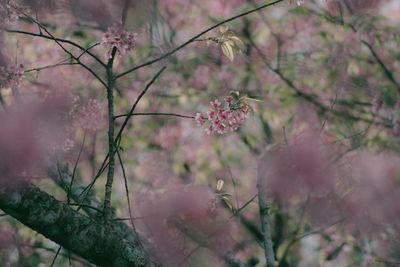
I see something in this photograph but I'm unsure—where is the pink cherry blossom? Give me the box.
[0,63,24,89]
[102,21,136,59]
[0,0,23,24]
[78,99,106,132]
[196,95,249,135]
[69,96,106,133]
[210,99,221,108]
[195,112,204,126]
[225,96,233,104]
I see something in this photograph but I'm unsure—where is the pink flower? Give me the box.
[196,95,250,135]
[205,126,213,135]
[207,109,216,121]
[195,112,204,126]
[78,99,105,132]
[69,97,105,133]
[0,0,23,24]
[102,22,136,59]
[210,99,221,108]
[217,108,226,120]
[225,96,233,104]
[0,63,24,89]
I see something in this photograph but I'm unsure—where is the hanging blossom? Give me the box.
[195,95,249,135]
[0,63,24,89]
[101,21,136,59]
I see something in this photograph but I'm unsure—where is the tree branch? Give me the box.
[104,47,118,221]
[249,38,392,128]
[5,29,107,68]
[257,161,276,267]
[115,66,167,146]
[12,15,108,89]
[0,179,151,267]
[47,163,140,244]
[114,0,284,79]
[114,112,194,120]
[360,40,400,94]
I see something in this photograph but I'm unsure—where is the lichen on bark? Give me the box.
[0,179,150,267]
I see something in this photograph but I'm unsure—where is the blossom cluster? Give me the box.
[101,22,136,59]
[0,64,24,88]
[195,96,249,135]
[0,0,22,24]
[70,97,105,133]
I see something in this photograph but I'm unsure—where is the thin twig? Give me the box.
[77,156,109,203]
[15,16,108,89]
[115,0,284,79]
[249,38,392,128]
[116,149,135,230]
[305,7,400,95]
[68,132,86,204]
[115,67,167,146]
[68,203,104,214]
[77,42,100,60]
[320,91,338,132]
[231,194,258,219]
[5,29,106,68]
[19,243,88,265]
[227,166,239,211]
[50,245,62,267]
[361,40,400,94]
[114,112,194,119]
[24,61,79,73]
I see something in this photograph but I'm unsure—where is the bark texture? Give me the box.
[257,161,276,267]
[0,179,150,267]
[47,164,139,244]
